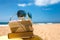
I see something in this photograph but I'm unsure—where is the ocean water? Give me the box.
[0,22,60,25]
[0,22,8,25]
[0,22,39,25]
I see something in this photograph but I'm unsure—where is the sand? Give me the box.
[0,24,60,40]
[33,24,60,40]
[0,25,11,36]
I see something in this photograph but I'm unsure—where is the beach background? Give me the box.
[0,0,60,40]
[0,23,60,40]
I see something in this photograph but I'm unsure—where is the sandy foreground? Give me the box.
[0,24,60,40]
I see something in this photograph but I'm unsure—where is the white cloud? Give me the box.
[18,3,26,7]
[18,3,32,7]
[17,0,60,7]
[34,0,60,6]
[50,0,60,4]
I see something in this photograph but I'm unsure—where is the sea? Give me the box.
[0,22,51,25]
[0,22,60,26]
[0,22,9,25]
[0,22,9,26]
[0,22,42,25]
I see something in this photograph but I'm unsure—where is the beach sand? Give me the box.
[0,24,60,40]
[0,25,11,36]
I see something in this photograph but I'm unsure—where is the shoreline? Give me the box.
[0,25,8,27]
[0,23,60,25]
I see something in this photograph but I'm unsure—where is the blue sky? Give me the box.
[0,0,60,22]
